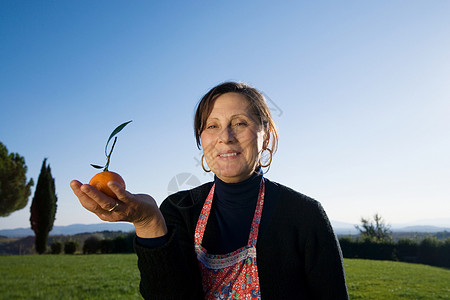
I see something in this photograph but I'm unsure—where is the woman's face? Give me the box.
[200,92,267,183]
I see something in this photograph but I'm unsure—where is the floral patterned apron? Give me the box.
[194,179,265,300]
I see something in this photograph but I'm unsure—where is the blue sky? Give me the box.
[1,1,449,230]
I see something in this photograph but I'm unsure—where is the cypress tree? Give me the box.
[30,158,57,254]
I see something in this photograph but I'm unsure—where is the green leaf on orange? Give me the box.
[104,120,132,156]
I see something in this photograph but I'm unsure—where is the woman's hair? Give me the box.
[194,81,279,154]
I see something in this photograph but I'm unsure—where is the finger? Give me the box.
[71,180,124,224]
[70,180,84,196]
[70,180,103,212]
[107,181,134,203]
[79,183,118,212]
[70,179,82,188]
[96,207,123,222]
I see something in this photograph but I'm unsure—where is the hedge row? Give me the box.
[50,240,79,254]
[82,233,135,254]
[338,236,450,268]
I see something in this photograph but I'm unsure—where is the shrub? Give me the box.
[100,234,134,254]
[418,237,440,266]
[113,236,128,253]
[83,236,101,254]
[339,235,449,268]
[64,241,78,254]
[50,241,62,254]
[440,239,450,268]
[357,238,395,260]
[395,238,418,263]
[100,239,114,254]
[338,236,357,258]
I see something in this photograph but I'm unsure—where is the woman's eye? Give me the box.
[234,121,247,127]
[206,124,217,129]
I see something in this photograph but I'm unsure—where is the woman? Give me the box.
[70,82,349,300]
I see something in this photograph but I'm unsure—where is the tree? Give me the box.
[355,213,392,242]
[0,142,34,217]
[30,158,57,254]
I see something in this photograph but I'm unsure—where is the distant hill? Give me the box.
[1,220,449,255]
[330,221,359,235]
[1,219,449,238]
[392,225,450,233]
[330,220,450,235]
[0,223,134,238]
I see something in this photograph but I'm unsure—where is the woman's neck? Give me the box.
[213,170,263,208]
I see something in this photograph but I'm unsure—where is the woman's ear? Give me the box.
[263,131,270,149]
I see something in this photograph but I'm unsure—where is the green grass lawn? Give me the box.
[345,259,450,299]
[0,255,448,299]
[0,254,141,299]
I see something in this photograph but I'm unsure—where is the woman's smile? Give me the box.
[218,151,240,158]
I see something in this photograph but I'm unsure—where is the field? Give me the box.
[0,254,140,299]
[344,259,450,299]
[0,255,449,299]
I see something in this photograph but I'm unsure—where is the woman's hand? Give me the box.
[70,180,168,238]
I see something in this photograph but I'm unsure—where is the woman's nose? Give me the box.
[218,126,236,143]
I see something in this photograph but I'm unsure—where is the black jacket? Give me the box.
[134,179,349,299]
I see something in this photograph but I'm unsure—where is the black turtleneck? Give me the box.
[137,171,279,253]
[202,171,263,254]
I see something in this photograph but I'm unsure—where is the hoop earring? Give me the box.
[259,148,273,168]
[201,154,211,172]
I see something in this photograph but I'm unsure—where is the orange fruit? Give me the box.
[89,171,125,199]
